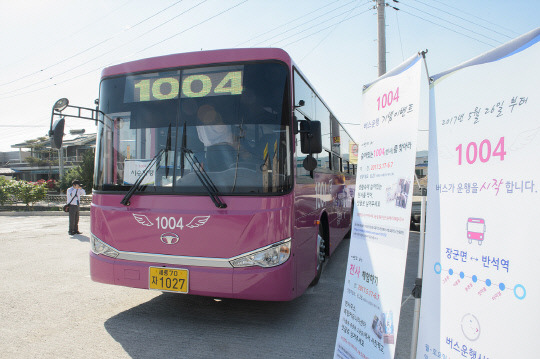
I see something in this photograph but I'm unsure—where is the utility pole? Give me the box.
[377,0,386,76]
[58,147,65,183]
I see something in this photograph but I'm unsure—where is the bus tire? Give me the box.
[310,222,327,286]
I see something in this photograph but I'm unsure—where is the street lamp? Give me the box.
[53,98,69,112]
[48,97,106,150]
[48,98,112,181]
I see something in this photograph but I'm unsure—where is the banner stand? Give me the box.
[410,195,426,359]
[416,29,540,358]
[334,53,426,359]
[410,52,430,359]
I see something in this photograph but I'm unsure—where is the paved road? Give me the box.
[0,215,419,359]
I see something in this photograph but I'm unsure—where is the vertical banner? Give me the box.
[417,28,540,358]
[335,53,427,359]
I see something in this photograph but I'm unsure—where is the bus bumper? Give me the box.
[90,252,297,301]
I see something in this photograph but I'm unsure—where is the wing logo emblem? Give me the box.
[186,216,210,228]
[133,214,154,226]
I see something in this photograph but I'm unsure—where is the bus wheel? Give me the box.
[310,224,326,286]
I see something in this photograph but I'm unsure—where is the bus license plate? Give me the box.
[149,267,189,293]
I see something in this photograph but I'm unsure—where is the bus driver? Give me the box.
[196,104,236,171]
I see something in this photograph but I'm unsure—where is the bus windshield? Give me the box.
[467,221,485,233]
[94,62,292,195]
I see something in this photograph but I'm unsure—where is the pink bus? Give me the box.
[50,48,357,301]
[467,217,486,244]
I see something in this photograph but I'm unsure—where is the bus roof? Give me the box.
[100,47,356,143]
[101,48,293,78]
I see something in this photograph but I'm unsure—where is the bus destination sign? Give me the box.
[125,69,244,103]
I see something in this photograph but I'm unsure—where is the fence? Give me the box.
[0,194,92,209]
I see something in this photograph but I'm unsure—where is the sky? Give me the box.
[0,0,538,153]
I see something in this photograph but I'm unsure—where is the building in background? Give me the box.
[0,151,30,179]
[4,133,95,182]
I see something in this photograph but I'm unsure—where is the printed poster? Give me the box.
[123,159,156,185]
[416,28,540,358]
[335,53,427,359]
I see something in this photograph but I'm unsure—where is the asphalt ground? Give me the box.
[0,214,420,359]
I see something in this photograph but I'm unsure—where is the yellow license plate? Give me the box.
[149,267,189,293]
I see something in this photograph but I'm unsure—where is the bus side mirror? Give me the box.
[49,118,65,149]
[300,120,322,154]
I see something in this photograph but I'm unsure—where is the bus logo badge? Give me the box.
[161,233,179,245]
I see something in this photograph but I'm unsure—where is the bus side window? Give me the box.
[319,151,331,171]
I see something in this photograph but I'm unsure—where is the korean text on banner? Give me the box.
[334,53,427,359]
[123,159,156,185]
[416,28,540,358]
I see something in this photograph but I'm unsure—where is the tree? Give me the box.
[60,149,95,193]
[79,150,95,193]
[0,177,13,205]
[11,180,47,207]
[24,137,56,168]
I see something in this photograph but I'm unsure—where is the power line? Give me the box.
[103,0,209,65]
[299,2,371,63]
[129,1,249,57]
[1,0,133,71]
[394,9,405,61]
[0,1,249,101]
[234,0,344,48]
[282,7,372,48]
[0,125,48,128]
[0,65,98,101]
[397,2,503,45]
[269,4,364,46]
[435,0,520,36]
[0,0,186,88]
[407,0,514,40]
[251,0,359,47]
[396,9,497,48]
[0,0,209,98]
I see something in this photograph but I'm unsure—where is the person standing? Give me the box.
[66,180,86,235]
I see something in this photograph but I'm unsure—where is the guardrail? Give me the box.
[0,194,92,207]
[45,194,92,204]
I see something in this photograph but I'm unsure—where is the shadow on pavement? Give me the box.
[72,234,90,243]
[104,237,351,359]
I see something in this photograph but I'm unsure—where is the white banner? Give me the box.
[335,54,426,359]
[417,29,540,358]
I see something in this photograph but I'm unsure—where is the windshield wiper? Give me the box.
[180,121,226,209]
[120,124,171,206]
[182,148,227,209]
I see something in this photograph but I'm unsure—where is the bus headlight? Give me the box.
[229,239,291,268]
[90,233,119,258]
